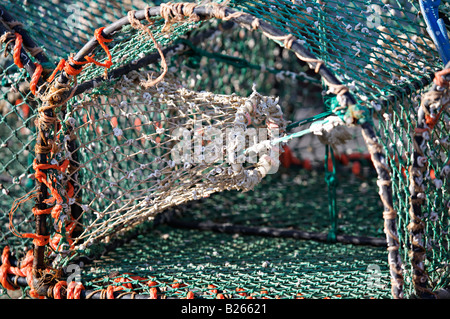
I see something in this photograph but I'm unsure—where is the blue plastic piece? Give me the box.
[420,0,450,65]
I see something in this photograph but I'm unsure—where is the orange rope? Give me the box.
[106,285,115,299]
[9,159,70,247]
[8,191,50,246]
[65,56,86,76]
[46,59,67,83]
[30,63,43,95]
[13,33,23,68]
[186,291,194,299]
[12,33,43,95]
[32,159,69,223]
[21,233,50,247]
[0,247,42,298]
[46,27,113,83]
[47,57,85,83]
[149,287,158,299]
[33,159,70,207]
[53,281,67,299]
[84,27,113,69]
[31,207,53,216]
[0,247,17,290]
[67,281,84,299]
[49,220,76,251]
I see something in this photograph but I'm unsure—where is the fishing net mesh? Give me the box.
[0,0,448,299]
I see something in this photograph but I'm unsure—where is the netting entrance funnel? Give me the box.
[0,1,448,299]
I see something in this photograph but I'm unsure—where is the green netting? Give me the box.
[175,166,383,237]
[83,225,392,299]
[0,0,449,300]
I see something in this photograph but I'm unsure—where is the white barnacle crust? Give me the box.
[417,156,427,167]
[113,127,123,137]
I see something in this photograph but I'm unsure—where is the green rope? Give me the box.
[324,145,338,243]
[270,113,334,145]
[286,111,333,131]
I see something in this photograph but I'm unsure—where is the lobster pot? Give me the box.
[0,0,448,300]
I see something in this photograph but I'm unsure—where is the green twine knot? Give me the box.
[324,171,337,187]
[326,96,372,125]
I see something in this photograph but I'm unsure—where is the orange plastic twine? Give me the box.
[47,27,113,83]
[9,159,73,249]
[12,33,43,96]
[84,27,113,69]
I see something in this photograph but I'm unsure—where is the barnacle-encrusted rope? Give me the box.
[362,125,404,298]
[406,68,450,298]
